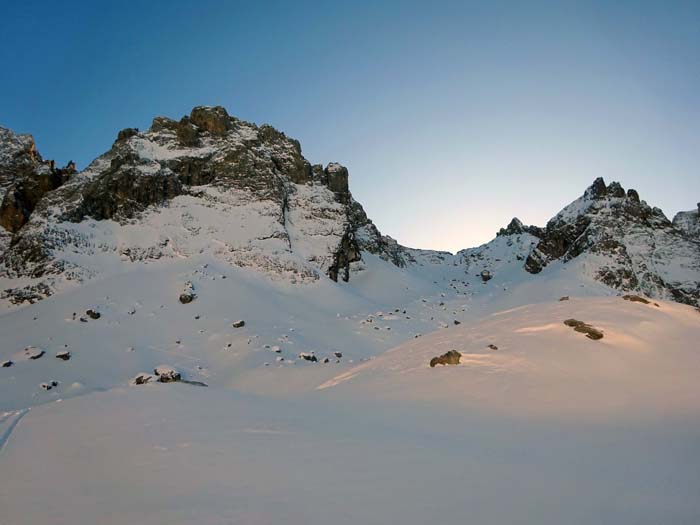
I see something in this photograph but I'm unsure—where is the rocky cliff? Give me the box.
[523,178,700,305]
[0,106,409,304]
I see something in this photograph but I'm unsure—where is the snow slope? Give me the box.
[1,296,699,525]
[320,296,700,420]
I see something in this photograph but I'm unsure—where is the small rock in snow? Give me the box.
[25,347,45,360]
[153,366,181,383]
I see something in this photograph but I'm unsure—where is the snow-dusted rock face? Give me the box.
[0,127,76,234]
[524,178,700,305]
[0,106,401,305]
[673,204,700,239]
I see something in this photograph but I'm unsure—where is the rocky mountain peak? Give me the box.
[0,106,410,304]
[497,217,543,238]
[524,177,699,304]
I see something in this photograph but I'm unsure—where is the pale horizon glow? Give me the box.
[1,1,699,252]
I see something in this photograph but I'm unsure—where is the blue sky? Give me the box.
[2,0,699,251]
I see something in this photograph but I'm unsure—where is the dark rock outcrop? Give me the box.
[0,127,75,233]
[429,349,462,367]
[563,319,604,340]
[497,217,544,238]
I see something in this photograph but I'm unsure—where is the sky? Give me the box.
[1,0,699,252]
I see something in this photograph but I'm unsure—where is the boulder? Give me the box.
[232,320,245,328]
[563,319,604,340]
[131,373,153,385]
[622,294,658,306]
[86,309,101,319]
[24,346,45,360]
[429,349,462,367]
[179,292,195,304]
[179,281,196,304]
[55,351,71,361]
[154,366,181,383]
[2,360,13,367]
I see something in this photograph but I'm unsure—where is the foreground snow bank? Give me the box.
[320,296,700,420]
[1,385,699,525]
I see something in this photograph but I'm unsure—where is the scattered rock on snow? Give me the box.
[179,281,196,304]
[480,270,492,282]
[24,346,45,360]
[299,352,318,363]
[154,366,181,383]
[179,292,195,304]
[563,319,604,340]
[132,373,153,385]
[430,350,462,367]
[333,351,343,359]
[622,294,659,307]
[41,380,59,391]
[487,344,498,350]
[559,296,570,301]
[86,309,101,320]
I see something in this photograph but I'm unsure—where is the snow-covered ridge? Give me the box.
[0,109,698,309]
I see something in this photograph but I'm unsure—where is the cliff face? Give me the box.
[0,128,75,235]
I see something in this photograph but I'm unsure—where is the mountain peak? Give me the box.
[524,177,699,304]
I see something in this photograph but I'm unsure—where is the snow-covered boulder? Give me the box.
[154,366,181,383]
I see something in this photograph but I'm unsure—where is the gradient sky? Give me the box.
[1,1,699,252]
